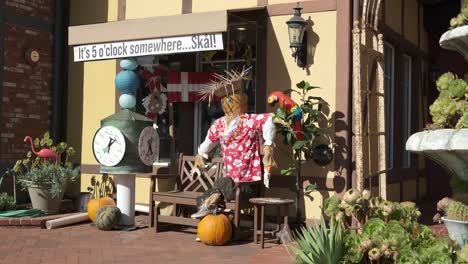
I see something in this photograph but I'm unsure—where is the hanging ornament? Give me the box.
[119,58,138,71]
[119,94,137,109]
[115,70,140,93]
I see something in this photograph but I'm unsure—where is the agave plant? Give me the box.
[290,216,345,264]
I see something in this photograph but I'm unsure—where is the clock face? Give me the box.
[30,50,40,63]
[138,126,160,166]
[93,126,126,167]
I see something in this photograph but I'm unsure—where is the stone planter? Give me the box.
[406,129,468,182]
[440,25,468,60]
[27,184,65,215]
[442,217,468,246]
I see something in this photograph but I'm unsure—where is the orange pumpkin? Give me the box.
[197,214,232,246]
[87,197,116,222]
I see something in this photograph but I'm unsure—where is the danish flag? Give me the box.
[166,71,216,103]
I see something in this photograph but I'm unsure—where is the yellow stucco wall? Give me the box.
[69,1,117,185]
[80,61,117,164]
[68,0,116,163]
[125,0,182,19]
[266,11,337,221]
[404,0,419,46]
[385,0,402,34]
[191,0,257,13]
[268,0,311,4]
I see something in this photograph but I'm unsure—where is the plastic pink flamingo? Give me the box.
[24,136,59,161]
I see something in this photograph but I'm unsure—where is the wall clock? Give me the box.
[25,48,40,66]
[138,126,159,166]
[93,126,126,167]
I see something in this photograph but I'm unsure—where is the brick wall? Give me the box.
[1,24,53,163]
[5,0,55,23]
[0,0,56,200]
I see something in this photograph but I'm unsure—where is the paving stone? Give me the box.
[0,216,292,264]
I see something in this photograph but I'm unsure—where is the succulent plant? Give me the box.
[449,2,468,29]
[437,197,468,222]
[429,72,468,129]
[343,188,361,205]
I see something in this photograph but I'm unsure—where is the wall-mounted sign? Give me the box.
[73,33,223,62]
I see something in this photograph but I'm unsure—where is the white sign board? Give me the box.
[73,33,223,62]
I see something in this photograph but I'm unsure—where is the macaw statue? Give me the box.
[267,91,304,140]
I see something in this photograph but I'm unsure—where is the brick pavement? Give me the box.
[0,222,292,264]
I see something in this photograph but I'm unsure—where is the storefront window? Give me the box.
[136,15,260,160]
[196,21,259,152]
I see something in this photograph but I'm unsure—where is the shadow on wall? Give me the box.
[303,16,320,75]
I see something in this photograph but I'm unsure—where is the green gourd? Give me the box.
[94,205,121,230]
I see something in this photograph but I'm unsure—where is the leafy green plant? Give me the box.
[429,72,467,129]
[9,132,79,198]
[450,0,468,29]
[291,216,345,264]
[324,189,421,231]
[0,192,15,211]
[457,245,468,263]
[273,81,329,221]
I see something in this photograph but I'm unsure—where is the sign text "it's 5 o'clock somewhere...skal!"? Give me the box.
[73,33,223,62]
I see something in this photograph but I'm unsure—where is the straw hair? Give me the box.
[197,67,252,103]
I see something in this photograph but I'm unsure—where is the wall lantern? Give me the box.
[286,2,307,67]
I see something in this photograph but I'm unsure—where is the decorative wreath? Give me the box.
[142,89,167,115]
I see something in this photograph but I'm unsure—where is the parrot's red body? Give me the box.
[267,91,304,140]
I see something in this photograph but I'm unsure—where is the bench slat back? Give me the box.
[177,154,224,192]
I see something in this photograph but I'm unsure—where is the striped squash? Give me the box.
[94,205,121,230]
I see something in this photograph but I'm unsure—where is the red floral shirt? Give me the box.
[208,113,271,182]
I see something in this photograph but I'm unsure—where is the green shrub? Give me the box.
[0,192,15,211]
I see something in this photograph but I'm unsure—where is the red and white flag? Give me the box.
[166,71,217,103]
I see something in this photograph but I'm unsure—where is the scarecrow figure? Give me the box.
[190,68,277,219]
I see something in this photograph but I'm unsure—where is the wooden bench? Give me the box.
[148,154,261,233]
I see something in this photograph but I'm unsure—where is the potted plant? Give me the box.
[269,80,330,222]
[10,132,79,214]
[434,197,468,247]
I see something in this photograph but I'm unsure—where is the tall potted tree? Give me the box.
[10,132,79,214]
[269,81,330,222]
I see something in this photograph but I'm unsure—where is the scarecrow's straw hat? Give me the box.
[197,67,252,103]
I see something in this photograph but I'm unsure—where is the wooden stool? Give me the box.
[249,197,294,249]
